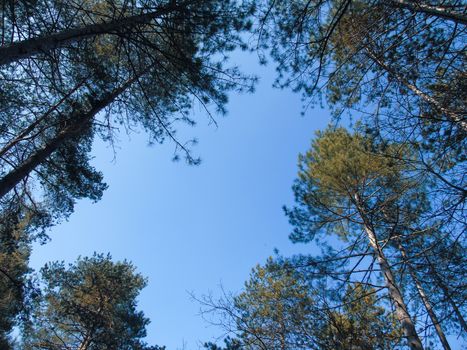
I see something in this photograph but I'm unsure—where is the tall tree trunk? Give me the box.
[365,49,467,132]
[389,0,467,25]
[78,334,92,350]
[0,75,140,199]
[398,243,451,350]
[425,255,467,333]
[0,2,183,66]
[354,195,424,350]
[0,80,86,159]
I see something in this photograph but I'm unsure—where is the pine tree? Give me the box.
[0,208,33,349]
[200,258,401,350]
[0,0,256,233]
[23,253,161,350]
[233,259,317,349]
[286,128,427,349]
[257,0,466,231]
[320,283,401,350]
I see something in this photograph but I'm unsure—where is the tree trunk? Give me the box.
[366,49,467,132]
[0,80,86,159]
[425,255,467,333]
[354,195,424,350]
[398,243,451,350]
[78,334,92,350]
[388,0,467,25]
[0,75,140,199]
[0,3,182,66]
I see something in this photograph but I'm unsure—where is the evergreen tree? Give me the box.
[200,258,401,350]
[234,259,317,349]
[23,253,161,350]
[204,337,242,350]
[0,0,256,234]
[257,0,466,229]
[258,0,466,130]
[285,127,428,349]
[320,283,401,350]
[0,211,31,348]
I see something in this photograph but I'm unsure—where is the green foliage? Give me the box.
[300,127,407,194]
[287,127,423,242]
[0,0,257,236]
[234,258,316,349]
[284,127,465,348]
[259,0,466,127]
[204,337,242,350]
[259,0,466,239]
[23,253,157,350]
[0,1,257,344]
[0,216,31,348]
[204,258,402,350]
[321,284,401,350]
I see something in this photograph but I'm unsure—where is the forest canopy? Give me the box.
[0,0,465,349]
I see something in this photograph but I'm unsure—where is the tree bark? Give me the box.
[0,3,181,66]
[366,49,467,132]
[399,243,451,350]
[0,75,140,199]
[425,255,467,333]
[354,194,424,350]
[388,0,467,25]
[0,80,86,159]
[78,334,92,350]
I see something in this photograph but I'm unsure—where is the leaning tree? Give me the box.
[0,0,256,233]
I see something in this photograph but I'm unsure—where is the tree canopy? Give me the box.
[200,258,402,350]
[23,253,161,350]
[0,0,256,234]
[0,1,465,348]
[258,0,466,232]
[284,127,464,349]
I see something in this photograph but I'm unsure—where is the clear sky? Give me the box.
[29,50,329,349]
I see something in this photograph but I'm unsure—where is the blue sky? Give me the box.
[27,48,466,350]
[29,51,329,349]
